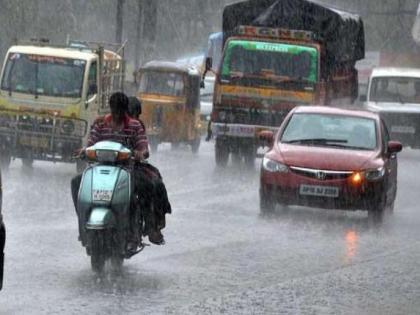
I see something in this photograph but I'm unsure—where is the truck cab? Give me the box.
[0,40,124,169]
[365,67,420,148]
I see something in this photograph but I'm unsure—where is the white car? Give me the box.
[364,67,420,148]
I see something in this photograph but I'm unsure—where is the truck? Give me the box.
[204,0,365,167]
[0,39,126,170]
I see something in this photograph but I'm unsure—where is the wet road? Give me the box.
[1,140,420,314]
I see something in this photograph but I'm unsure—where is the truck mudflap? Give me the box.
[0,109,88,162]
[211,122,278,138]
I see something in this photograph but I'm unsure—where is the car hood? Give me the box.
[273,143,379,171]
[366,101,420,113]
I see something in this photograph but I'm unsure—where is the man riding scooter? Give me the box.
[71,92,167,249]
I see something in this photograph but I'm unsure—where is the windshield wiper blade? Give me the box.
[283,138,348,144]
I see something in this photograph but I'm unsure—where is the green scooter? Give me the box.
[77,141,144,273]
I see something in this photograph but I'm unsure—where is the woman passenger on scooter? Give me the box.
[128,96,172,235]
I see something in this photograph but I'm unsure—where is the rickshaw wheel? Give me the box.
[191,137,201,154]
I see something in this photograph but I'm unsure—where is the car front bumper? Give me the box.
[260,169,384,211]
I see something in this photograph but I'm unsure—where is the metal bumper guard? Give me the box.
[211,122,278,138]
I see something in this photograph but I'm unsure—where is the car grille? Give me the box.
[290,166,353,181]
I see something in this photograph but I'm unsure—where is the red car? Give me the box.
[259,106,402,222]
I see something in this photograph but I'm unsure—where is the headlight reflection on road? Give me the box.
[344,229,358,264]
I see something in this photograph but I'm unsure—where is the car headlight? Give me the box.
[262,157,288,173]
[364,167,385,181]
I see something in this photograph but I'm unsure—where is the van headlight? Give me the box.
[365,167,385,181]
[262,157,288,173]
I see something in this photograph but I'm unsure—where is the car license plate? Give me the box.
[19,135,49,148]
[92,189,113,202]
[391,125,415,134]
[299,185,339,198]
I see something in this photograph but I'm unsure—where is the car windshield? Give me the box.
[1,53,86,98]
[281,113,377,150]
[139,71,185,97]
[369,76,420,103]
[220,39,318,87]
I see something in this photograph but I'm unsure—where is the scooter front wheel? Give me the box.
[90,233,106,273]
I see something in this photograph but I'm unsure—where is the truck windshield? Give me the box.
[221,40,318,86]
[1,53,86,98]
[139,71,185,97]
[369,76,420,103]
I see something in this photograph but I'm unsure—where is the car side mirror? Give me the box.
[200,81,205,89]
[387,141,402,154]
[359,94,367,102]
[259,130,274,148]
[205,57,213,72]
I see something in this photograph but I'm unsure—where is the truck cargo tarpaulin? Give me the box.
[223,0,365,63]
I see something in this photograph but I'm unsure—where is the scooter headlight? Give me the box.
[96,150,118,163]
[262,157,288,173]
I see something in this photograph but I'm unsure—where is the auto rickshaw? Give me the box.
[136,61,202,153]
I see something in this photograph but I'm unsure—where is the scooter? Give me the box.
[76,141,144,273]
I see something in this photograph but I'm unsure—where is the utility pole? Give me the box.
[116,0,125,44]
[135,0,144,70]
[142,1,158,62]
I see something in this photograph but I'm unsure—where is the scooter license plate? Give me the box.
[92,189,113,202]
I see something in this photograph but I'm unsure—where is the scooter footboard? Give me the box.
[86,207,116,230]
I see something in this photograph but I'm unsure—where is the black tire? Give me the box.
[368,192,386,225]
[242,145,256,168]
[191,137,201,154]
[260,189,275,214]
[215,139,229,167]
[90,233,106,273]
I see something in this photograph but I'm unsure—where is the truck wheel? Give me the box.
[242,146,256,167]
[191,137,201,154]
[215,139,229,167]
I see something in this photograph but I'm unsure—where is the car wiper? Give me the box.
[283,138,348,145]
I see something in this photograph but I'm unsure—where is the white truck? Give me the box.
[364,67,420,148]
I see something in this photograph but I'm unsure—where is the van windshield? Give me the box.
[139,71,185,97]
[221,40,318,87]
[369,76,420,103]
[1,53,86,98]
